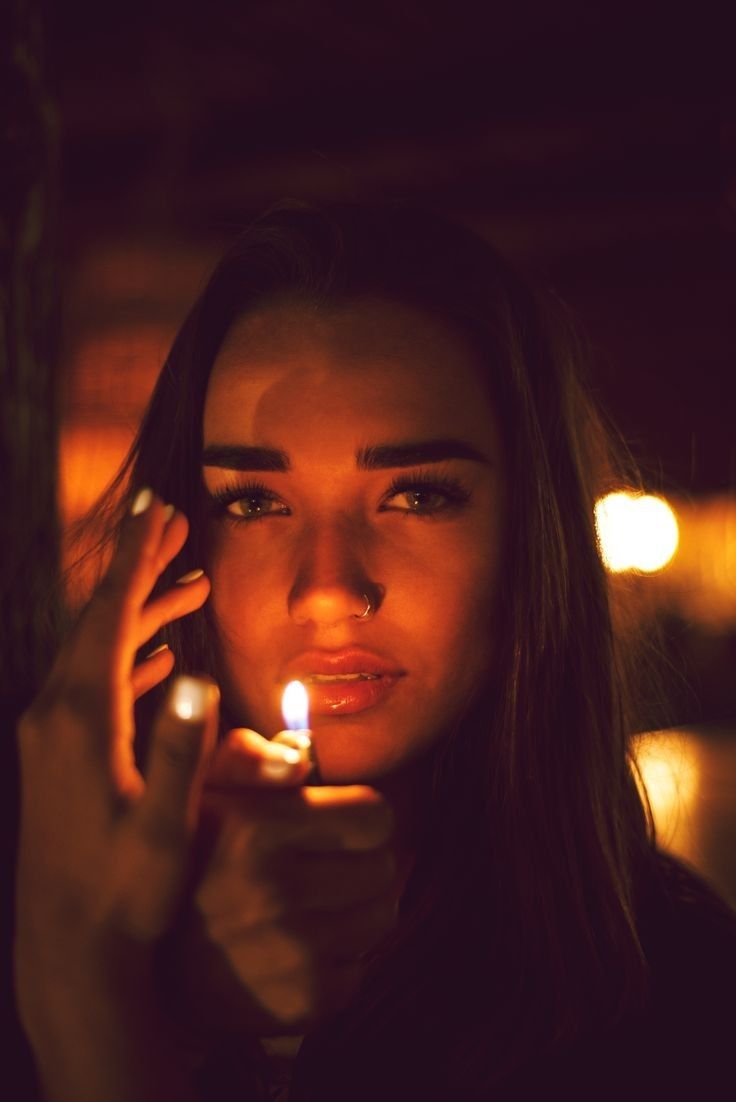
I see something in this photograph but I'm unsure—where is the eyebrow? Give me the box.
[356,439,491,469]
[202,444,291,471]
[201,438,491,472]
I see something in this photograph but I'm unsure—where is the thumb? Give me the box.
[138,675,219,843]
[205,726,312,789]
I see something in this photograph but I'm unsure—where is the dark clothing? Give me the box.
[189,853,736,1101]
[284,853,736,1102]
[497,855,736,1100]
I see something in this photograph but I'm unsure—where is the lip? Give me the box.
[283,648,405,717]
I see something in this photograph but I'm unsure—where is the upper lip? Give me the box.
[283,648,404,681]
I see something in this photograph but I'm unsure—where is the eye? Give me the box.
[208,481,290,522]
[387,487,452,514]
[226,495,289,520]
[379,473,470,517]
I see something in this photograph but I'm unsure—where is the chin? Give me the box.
[312,752,396,787]
[309,724,430,788]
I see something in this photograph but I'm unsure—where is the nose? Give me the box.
[288,518,377,626]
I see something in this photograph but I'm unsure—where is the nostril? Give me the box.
[289,585,379,626]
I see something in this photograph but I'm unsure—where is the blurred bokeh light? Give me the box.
[634,728,736,908]
[595,491,680,573]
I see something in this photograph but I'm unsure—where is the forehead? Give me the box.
[203,298,499,450]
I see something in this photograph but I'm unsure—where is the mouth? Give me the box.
[284,650,404,716]
[306,672,380,683]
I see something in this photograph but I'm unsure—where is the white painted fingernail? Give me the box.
[176,568,205,585]
[146,642,170,659]
[170,676,208,722]
[131,487,153,516]
[162,503,175,523]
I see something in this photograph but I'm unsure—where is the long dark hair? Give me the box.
[80,200,654,1093]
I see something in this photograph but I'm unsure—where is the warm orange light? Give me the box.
[281,680,310,731]
[59,424,133,526]
[595,491,679,573]
[632,731,701,854]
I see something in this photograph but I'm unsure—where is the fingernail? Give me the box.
[176,568,205,585]
[169,676,209,722]
[131,487,153,516]
[146,642,170,659]
[162,503,176,523]
[260,747,302,781]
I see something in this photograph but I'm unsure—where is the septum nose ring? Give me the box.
[354,593,373,620]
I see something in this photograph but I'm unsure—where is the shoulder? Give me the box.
[638,849,736,1009]
[594,851,736,1098]
[529,853,736,1102]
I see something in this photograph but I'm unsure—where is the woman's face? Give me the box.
[202,298,506,783]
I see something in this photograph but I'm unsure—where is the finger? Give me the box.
[99,489,171,610]
[123,676,219,938]
[215,785,394,853]
[98,497,190,624]
[206,728,310,789]
[136,676,219,848]
[62,491,170,683]
[136,570,210,648]
[271,730,313,755]
[132,644,175,700]
[158,508,189,568]
[296,786,394,851]
[272,729,321,785]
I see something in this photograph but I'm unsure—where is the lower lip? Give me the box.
[306,675,402,716]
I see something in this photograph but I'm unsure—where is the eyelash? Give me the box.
[207,471,471,522]
[379,471,470,517]
[208,479,290,521]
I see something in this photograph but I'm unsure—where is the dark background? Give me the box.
[53,1,736,495]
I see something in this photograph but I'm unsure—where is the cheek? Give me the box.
[206,522,282,621]
[425,568,498,694]
[205,531,277,683]
[207,544,253,647]
[391,534,502,708]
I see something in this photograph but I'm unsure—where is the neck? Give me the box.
[373,750,436,899]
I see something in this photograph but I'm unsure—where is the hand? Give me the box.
[15,490,214,1101]
[163,729,398,1038]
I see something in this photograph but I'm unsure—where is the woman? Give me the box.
[14,201,736,1101]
